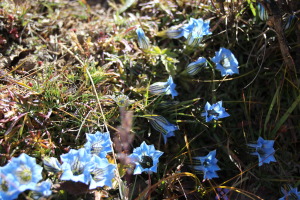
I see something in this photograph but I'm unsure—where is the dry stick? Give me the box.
[260,0,296,73]
[59,43,125,200]
[297,23,300,70]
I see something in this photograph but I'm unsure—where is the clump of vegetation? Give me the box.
[0,0,299,199]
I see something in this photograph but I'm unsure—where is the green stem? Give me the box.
[208,61,217,104]
[130,175,138,200]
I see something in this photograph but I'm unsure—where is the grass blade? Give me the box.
[270,93,300,138]
[264,84,280,137]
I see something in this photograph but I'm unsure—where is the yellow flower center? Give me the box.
[1,180,9,192]
[16,165,32,184]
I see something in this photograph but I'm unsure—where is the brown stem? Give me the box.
[259,0,296,73]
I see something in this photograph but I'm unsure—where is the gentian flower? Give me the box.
[1,153,43,193]
[257,3,268,21]
[43,157,61,173]
[192,150,220,180]
[147,115,179,144]
[166,18,212,47]
[129,141,163,174]
[201,101,230,122]
[60,148,93,184]
[279,186,300,200]
[166,25,186,39]
[211,48,239,76]
[111,94,133,107]
[215,188,230,200]
[0,172,21,200]
[185,18,212,46]
[84,131,113,158]
[149,76,178,99]
[283,15,297,32]
[88,156,116,189]
[248,137,276,166]
[186,57,207,75]
[136,28,150,50]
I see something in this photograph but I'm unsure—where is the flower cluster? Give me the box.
[0,131,165,199]
[44,131,116,189]
[0,153,52,200]
[186,47,239,77]
[165,18,239,77]
[129,141,163,174]
[248,137,276,166]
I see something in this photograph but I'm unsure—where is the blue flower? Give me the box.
[279,186,300,200]
[136,28,150,50]
[186,57,207,75]
[1,153,43,193]
[88,156,116,189]
[192,150,220,180]
[166,25,186,39]
[166,18,212,47]
[248,137,276,166]
[43,157,61,173]
[184,18,212,46]
[60,148,93,184]
[0,172,21,200]
[201,101,230,122]
[257,3,268,21]
[129,141,163,174]
[149,76,178,99]
[33,180,52,198]
[211,48,239,76]
[283,15,297,32]
[165,76,178,98]
[147,115,179,144]
[84,131,113,158]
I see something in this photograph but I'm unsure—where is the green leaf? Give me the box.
[161,55,178,76]
[151,46,163,55]
[247,0,256,17]
[264,85,280,136]
[118,0,137,13]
